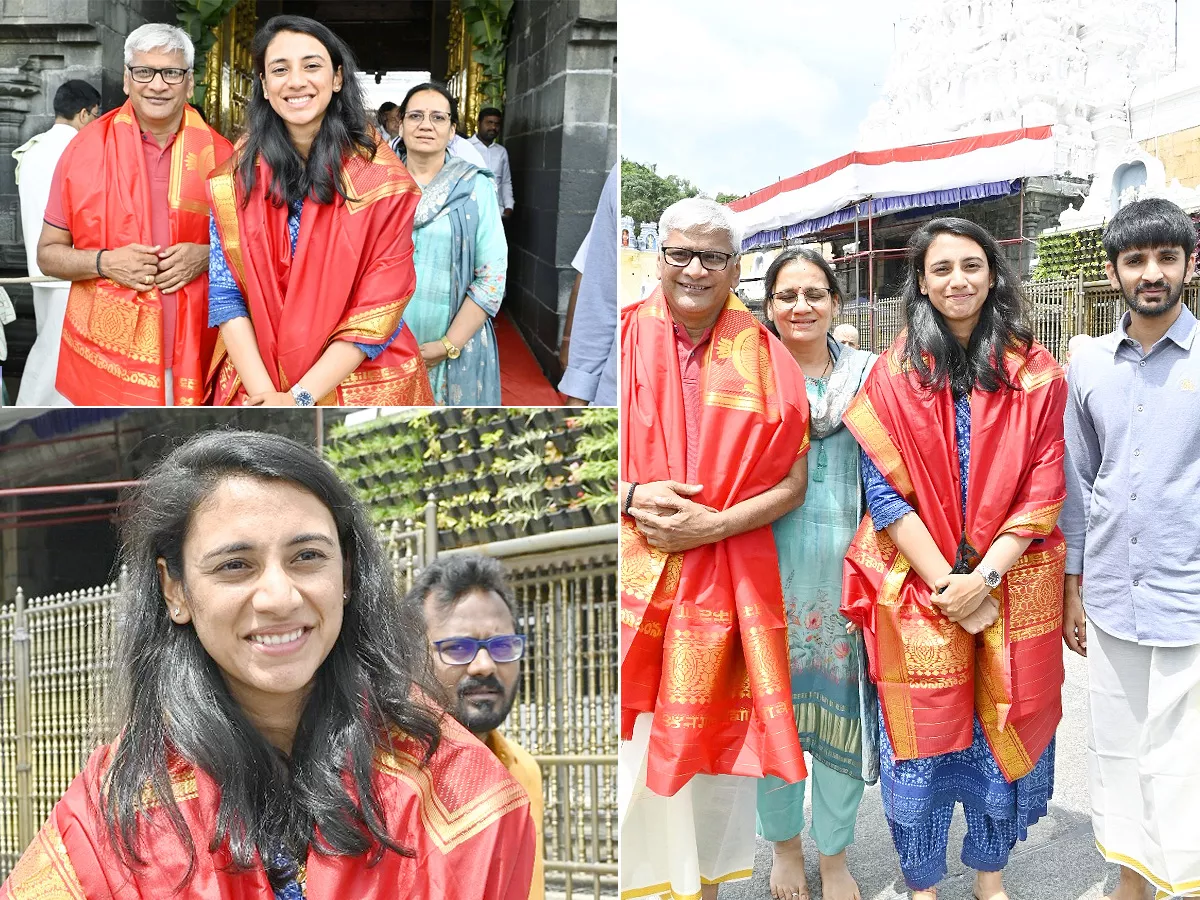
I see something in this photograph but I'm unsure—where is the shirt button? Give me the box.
[1133,580,1140,586]
[1140,360,1146,367]
[1137,405,1144,412]
[1131,493,1137,500]
[1131,536,1138,544]
[1134,448,1141,456]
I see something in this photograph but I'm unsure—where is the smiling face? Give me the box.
[918,232,994,336]
[657,227,740,334]
[766,259,838,350]
[158,476,346,722]
[424,589,519,738]
[1106,244,1195,318]
[260,30,343,138]
[123,47,192,130]
[401,89,454,156]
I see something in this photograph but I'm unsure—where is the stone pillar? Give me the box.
[504,0,617,382]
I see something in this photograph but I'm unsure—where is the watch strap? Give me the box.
[289,384,316,407]
[976,565,1002,589]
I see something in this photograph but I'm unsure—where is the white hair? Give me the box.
[659,198,743,255]
[124,23,195,69]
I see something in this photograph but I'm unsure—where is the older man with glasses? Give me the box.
[406,554,544,900]
[36,22,232,406]
[619,197,812,900]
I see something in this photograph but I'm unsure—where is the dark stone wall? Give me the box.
[504,0,617,381]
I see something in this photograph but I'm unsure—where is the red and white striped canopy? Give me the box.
[728,126,1057,240]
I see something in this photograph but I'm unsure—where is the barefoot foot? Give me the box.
[1103,865,1153,900]
[769,835,809,900]
[818,850,861,900]
[974,869,1009,900]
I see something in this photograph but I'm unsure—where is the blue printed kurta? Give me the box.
[861,393,1055,889]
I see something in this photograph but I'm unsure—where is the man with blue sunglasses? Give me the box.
[406,554,544,900]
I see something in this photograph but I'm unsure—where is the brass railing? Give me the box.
[832,277,1200,359]
[0,524,617,898]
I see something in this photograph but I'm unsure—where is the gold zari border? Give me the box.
[374,745,529,853]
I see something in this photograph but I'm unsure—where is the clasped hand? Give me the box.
[931,571,998,634]
[626,480,721,553]
[100,242,208,293]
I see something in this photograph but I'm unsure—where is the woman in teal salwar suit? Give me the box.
[756,248,879,900]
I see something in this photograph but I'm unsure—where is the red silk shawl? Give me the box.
[840,335,1067,781]
[620,287,811,797]
[55,101,232,405]
[0,719,535,899]
[205,138,432,405]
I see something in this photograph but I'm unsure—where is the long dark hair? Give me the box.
[238,16,376,207]
[760,247,844,337]
[392,81,459,159]
[104,431,441,889]
[900,217,1033,395]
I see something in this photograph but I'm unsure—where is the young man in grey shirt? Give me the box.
[1062,197,1200,900]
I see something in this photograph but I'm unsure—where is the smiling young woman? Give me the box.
[204,15,433,409]
[0,431,535,900]
[840,218,1067,900]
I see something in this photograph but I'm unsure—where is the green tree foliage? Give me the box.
[715,192,744,205]
[621,157,701,226]
[461,0,515,109]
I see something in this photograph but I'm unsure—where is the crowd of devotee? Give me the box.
[620,194,1200,900]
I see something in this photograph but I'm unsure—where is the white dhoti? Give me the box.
[14,283,71,407]
[1087,620,1200,899]
[619,712,757,899]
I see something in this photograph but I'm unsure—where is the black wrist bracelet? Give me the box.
[623,481,638,517]
[95,249,104,278]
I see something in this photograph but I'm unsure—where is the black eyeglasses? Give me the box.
[405,110,452,126]
[769,288,834,307]
[662,246,735,271]
[127,65,190,85]
[432,634,526,666]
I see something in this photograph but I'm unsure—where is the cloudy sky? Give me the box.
[620,0,1200,199]
[619,0,899,197]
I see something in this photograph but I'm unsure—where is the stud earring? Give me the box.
[172,608,180,617]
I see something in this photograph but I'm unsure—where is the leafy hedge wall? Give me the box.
[1032,227,1106,282]
[324,407,617,549]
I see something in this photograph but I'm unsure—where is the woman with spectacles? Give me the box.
[204,16,432,407]
[0,431,536,899]
[756,248,879,900]
[840,218,1066,900]
[390,81,508,405]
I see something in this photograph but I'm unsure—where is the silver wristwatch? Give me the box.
[289,384,316,407]
[976,565,1002,590]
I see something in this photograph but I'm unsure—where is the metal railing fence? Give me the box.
[0,520,617,899]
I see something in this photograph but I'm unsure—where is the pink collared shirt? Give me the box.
[674,320,713,485]
[45,130,180,367]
